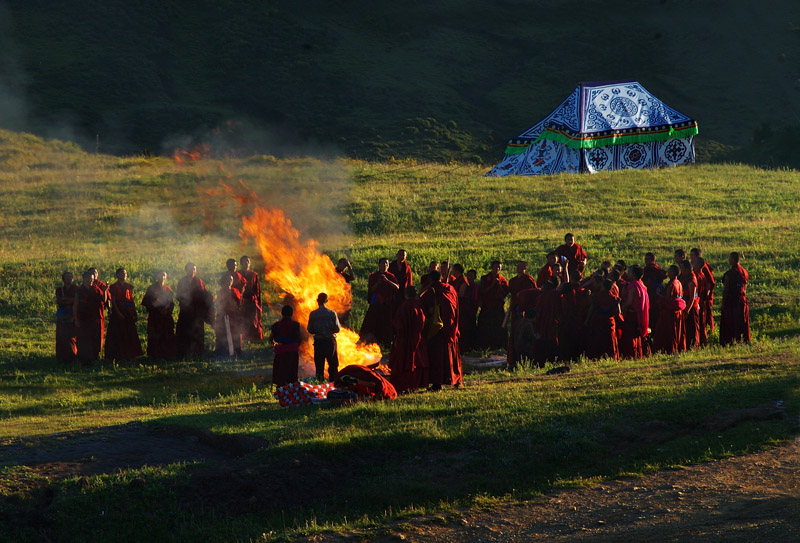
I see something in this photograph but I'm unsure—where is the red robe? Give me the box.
[720,264,750,346]
[619,280,649,359]
[388,260,414,310]
[215,287,243,355]
[703,262,716,331]
[421,281,462,386]
[335,365,397,400]
[457,277,479,353]
[679,271,700,351]
[55,284,78,363]
[360,271,399,345]
[271,318,300,388]
[389,298,429,393]
[106,282,143,360]
[695,268,711,346]
[533,289,562,365]
[176,275,209,356]
[653,279,684,354]
[241,269,263,340]
[642,263,667,329]
[536,264,552,289]
[586,290,620,360]
[507,273,537,366]
[477,272,509,349]
[75,283,106,362]
[555,243,588,279]
[141,284,177,359]
[558,287,590,362]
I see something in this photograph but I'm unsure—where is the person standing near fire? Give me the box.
[307,292,341,382]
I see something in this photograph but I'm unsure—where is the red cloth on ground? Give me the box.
[75,283,106,362]
[335,365,397,400]
[176,275,209,356]
[389,298,429,393]
[586,290,619,360]
[241,269,263,341]
[141,284,177,359]
[105,282,143,360]
[653,279,683,354]
[360,271,399,345]
[556,243,588,279]
[55,284,78,363]
[421,281,462,386]
[720,264,750,346]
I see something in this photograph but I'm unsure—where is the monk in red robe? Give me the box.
[458,269,480,352]
[678,260,700,351]
[74,270,106,363]
[692,257,712,346]
[389,249,414,313]
[420,271,462,390]
[691,248,715,339]
[105,268,143,361]
[176,262,209,356]
[239,255,263,341]
[507,261,537,368]
[215,273,243,356]
[55,271,78,363]
[585,278,620,360]
[533,278,562,366]
[537,252,556,288]
[719,252,750,346]
[642,252,667,331]
[359,258,400,345]
[555,233,588,281]
[336,257,355,283]
[653,265,684,354]
[620,265,650,359]
[141,270,177,359]
[558,280,590,363]
[477,261,509,350]
[674,248,687,266]
[270,305,301,388]
[389,286,429,393]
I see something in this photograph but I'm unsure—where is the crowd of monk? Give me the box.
[53,234,752,396]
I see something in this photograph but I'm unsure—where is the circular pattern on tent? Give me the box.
[664,139,687,163]
[587,148,610,170]
[623,144,647,168]
[610,96,639,118]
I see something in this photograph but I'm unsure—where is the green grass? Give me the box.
[0,129,799,541]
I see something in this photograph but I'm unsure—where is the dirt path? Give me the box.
[303,437,800,543]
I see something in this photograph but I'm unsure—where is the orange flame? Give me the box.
[240,206,382,376]
[172,143,211,164]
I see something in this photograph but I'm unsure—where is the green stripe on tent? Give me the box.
[504,144,531,155]
[535,124,699,149]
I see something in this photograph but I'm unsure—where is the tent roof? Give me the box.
[506,80,697,151]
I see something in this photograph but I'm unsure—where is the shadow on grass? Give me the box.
[3,367,797,543]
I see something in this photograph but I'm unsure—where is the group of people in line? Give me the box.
[54,256,263,364]
[54,234,752,398]
[324,233,751,394]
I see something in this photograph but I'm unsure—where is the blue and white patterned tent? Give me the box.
[487,80,698,176]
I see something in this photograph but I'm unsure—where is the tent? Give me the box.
[487,80,698,176]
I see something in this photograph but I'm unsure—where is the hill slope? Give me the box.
[3,1,800,162]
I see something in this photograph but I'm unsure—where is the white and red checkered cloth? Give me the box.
[274,381,336,408]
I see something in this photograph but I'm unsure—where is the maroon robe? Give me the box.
[536,264,551,289]
[619,280,650,359]
[507,273,537,366]
[360,271,399,345]
[421,281,462,387]
[55,284,78,363]
[141,284,177,359]
[457,277,479,353]
[696,268,711,346]
[555,243,588,279]
[176,275,209,356]
[388,260,414,311]
[679,271,700,351]
[335,365,397,400]
[703,262,716,332]
[105,282,143,360]
[477,272,509,349]
[559,287,590,362]
[241,269,263,340]
[720,264,750,346]
[586,290,619,360]
[271,318,301,388]
[75,283,106,362]
[653,279,684,354]
[215,287,243,355]
[642,263,667,329]
[389,298,429,393]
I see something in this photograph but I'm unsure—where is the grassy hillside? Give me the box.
[1,130,799,541]
[4,1,800,164]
